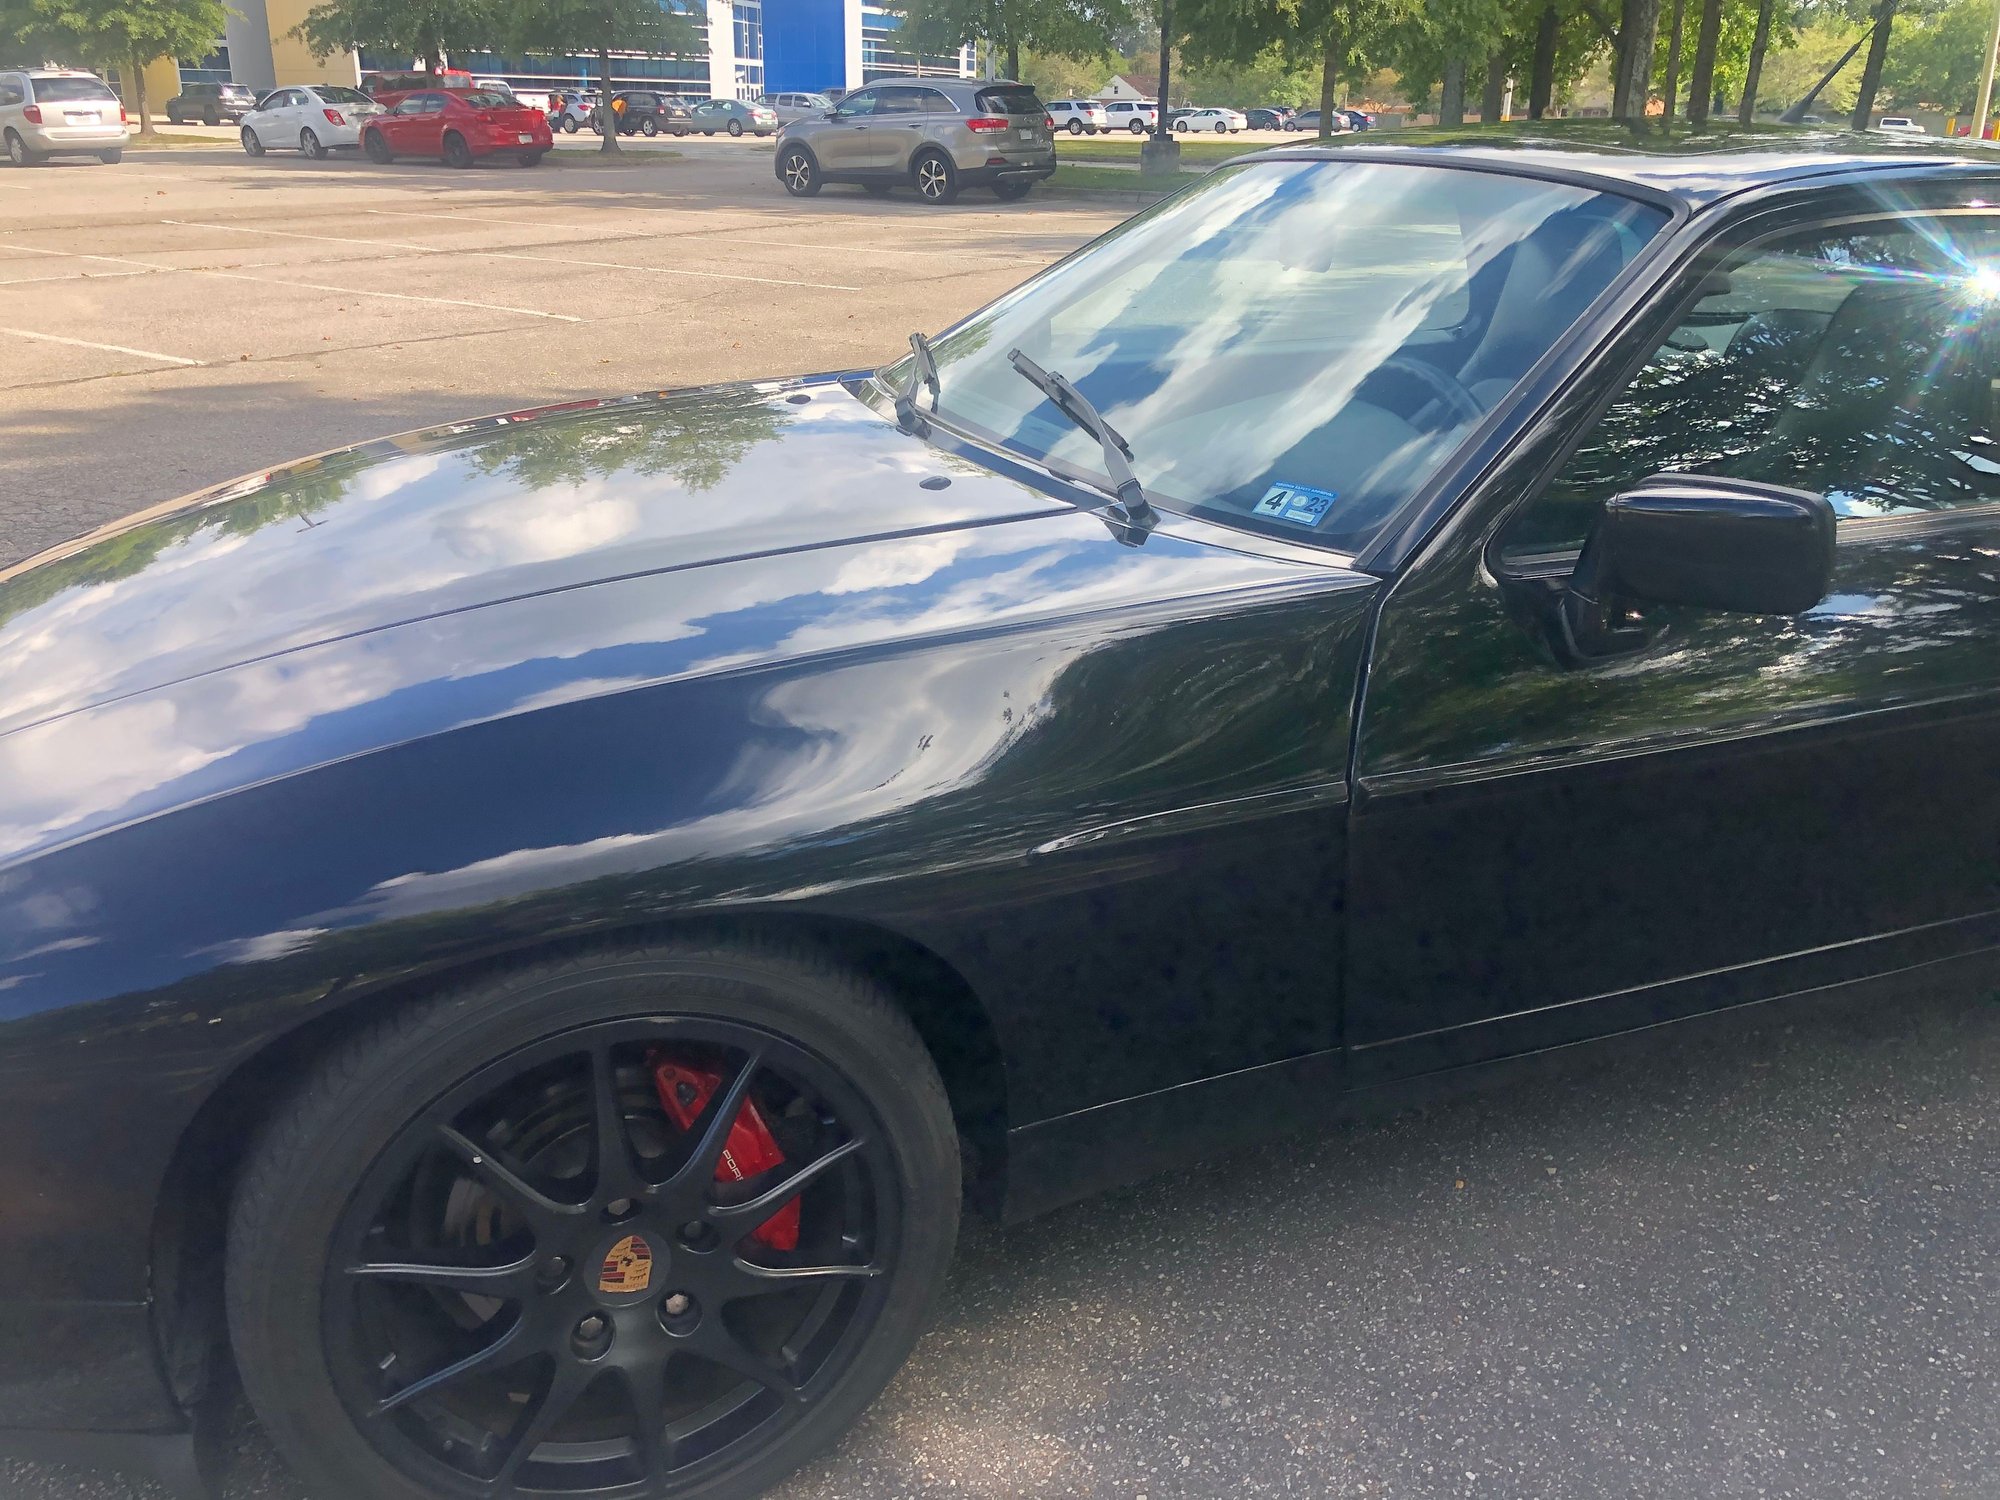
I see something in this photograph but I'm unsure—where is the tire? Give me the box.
[519,150,543,166]
[561,114,578,133]
[703,128,715,136]
[227,940,959,1500]
[241,125,264,156]
[300,127,327,160]
[97,147,122,163]
[204,107,219,127]
[1066,118,1083,135]
[728,119,744,136]
[362,129,391,164]
[1174,119,1188,132]
[862,181,893,196]
[911,149,958,204]
[167,111,181,125]
[1129,118,1145,134]
[1215,121,1227,133]
[778,144,821,196]
[992,179,1033,201]
[441,131,474,169]
[641,116,658,136]
[5,130,42,166]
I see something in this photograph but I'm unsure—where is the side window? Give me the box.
[0,80,22,108]
[874,86,922,116]
[1502,216,2000,561]
[916,88,954,113]
[834,87,877,117]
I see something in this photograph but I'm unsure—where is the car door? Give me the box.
[268,89,305,140]
[409,93,447,155]
[813,86,877,172]
[1346,201,2000,1079]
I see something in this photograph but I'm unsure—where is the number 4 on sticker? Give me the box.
[1252,481,1338,528]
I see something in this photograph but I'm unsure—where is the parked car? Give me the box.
[1047,97,1111,134]
[1246,106,1292,130]
[472,77,517,98]
[165,80,258,126]
[757,91,836,124]
[547,89,599,133]
[0,68,126,164]
[1340,107,1375,130]
[1103,97,1158,133]
[238,83,383,158]
[9,137,1997,1500]
[361,68,477,106]
[777,78,1054,203]
[1174,106,1247,133]
[1293,107,1351,133]
[602,89,693,137]
[360,88,552,167]
[691,98,779,136]
[1876,115,1926,134]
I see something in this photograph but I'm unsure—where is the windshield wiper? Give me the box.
[895,331,941,431]
[1006,349,1158,530]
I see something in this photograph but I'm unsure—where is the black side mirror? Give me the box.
[1562,475,1835,655]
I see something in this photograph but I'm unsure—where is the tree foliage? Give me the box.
[502,0,699,151]
[2,0,226,129]
[892,0,1132,78]
[294,0,495,76]
[1883,0,1992,109]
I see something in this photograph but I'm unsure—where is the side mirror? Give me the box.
[1562,475,1835,654]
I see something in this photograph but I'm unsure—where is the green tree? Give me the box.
[1760,8,1864,113]
[1883,0,1990,109]
[893,0,1132,81]
[1181,0,1416,139]
[294,0,493,78]
[502,0,699,153]
[10,0,226,134]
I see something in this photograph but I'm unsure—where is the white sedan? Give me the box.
[239,84,383,158]
[1174,107,1248,134]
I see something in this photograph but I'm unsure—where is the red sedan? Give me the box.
[361,88,551,168]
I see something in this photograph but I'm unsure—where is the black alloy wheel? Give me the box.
[442,131,475,169]
[227,942,959,1500]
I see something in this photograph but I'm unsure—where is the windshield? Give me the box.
[33,77,117,103]
[317,86,372,105]
[464,90,516,108]
[890,158,1666,554]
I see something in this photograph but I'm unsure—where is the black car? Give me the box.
[601,89,693,137]
[1247,106,1293,130]
[6,141,2000,1500]
[165,80,258,125]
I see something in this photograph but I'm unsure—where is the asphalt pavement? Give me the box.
[4,136,1999,1500]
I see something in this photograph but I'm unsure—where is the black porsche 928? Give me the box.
[5,140,1999,1500]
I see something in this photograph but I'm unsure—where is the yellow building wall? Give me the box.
[115,57,183,118]
[265,0,360,87]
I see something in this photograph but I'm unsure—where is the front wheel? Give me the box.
[1067,118,1084,135]
[1128,119,1145,134]
[640,116,658,136]
[727,119,744,137]
[362,130,392,164]
[300,127,327,159]
[778,145,821,196]
[911,150,958,204]
[241,125,265,156]
[441,131,474,169]
[227,941,960,1500]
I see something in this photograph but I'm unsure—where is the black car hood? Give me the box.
[0,378,1075,740]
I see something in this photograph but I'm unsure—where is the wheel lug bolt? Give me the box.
[662,1293,691,1317]
[578,1314,606,1337]
[536,1255,570,1290]
[604,1197,636,1220]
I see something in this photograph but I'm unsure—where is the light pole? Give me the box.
[1975,0,2000,141]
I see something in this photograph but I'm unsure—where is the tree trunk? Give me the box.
[1482,52,1506,122]
[1006,39,1019,80]
[1612,0,1660,121]
[1779,30,1867,121]
[598,47,619,153]
[1661,0,1685,119]
[1439,58,1466,126]
[1529,5,1557,118]
[1686,0,1723,126]
[1848,0,1898,131]
[1737,0,1773,124]
[1320,25,1336,140]
[132,55,154,137]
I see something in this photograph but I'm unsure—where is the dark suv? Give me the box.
[165,81,257,126]
[600,90,692,137]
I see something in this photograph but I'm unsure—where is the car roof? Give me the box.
[1245,133,2000,208]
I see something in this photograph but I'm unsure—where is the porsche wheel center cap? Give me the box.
[594,1231,662,1302]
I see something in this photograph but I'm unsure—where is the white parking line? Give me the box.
[161,218,443,253]
[0,268,152,286]
[0,325,201,365]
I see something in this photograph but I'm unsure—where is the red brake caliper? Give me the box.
[649,1054,800,1252]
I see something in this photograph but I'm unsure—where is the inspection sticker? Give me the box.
[1252,482,1338,528]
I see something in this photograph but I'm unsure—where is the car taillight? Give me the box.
[323,108,345,125]
[119,106,128,123]
[22,104,40,124]
[966,116,1008,133]
[1044,115,1054,131]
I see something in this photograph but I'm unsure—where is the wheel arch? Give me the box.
[146,907,1009,1410]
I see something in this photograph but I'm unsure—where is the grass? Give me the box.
[1047,162,1180,193]
[125,130,241,149]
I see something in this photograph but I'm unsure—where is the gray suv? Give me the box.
[775,79,1054,204]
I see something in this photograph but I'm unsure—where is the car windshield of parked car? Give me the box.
[34,77,117,102]
[895,159,1666,554]
[463,90,514,108]
[316,85,372,105]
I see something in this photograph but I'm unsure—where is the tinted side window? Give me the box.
[1501,217,2000,561]
[0,80,23,107]
[874,86,923,115]
[916,88,954,113]
[834,87,877,116]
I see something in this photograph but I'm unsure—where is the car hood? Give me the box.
[0,377,1079,741]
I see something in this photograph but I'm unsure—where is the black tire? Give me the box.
[204,106,219,127]
[98,147,122,163]
[992,179,1033,201]
[1128,118,1145,134]
[227,940,959,1500]
[911,149,958,204]
[778,144,821,196]
[1066,118,1084,135]
[167,111,181,125]
[862,181,893,196]
[362,129,391,164]
[1174,119,1188,132]
[641,116,658,136]
[561,114,578,134]
[728,118,744,137]
[300,127,327,160]
[6,130,42,166]
[519,150,543,166]
[1214,121,1227,133]
[441,131,474,169]
[703,128,715,136]
[241,125,264,156]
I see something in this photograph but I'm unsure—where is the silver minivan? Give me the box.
[1,69,128,165]
[758,91,836,125]
[775,79,1055,204]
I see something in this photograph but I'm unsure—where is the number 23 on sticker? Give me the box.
[1252,481,1338,528]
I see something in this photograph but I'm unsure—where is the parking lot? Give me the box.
[6,138,2000,1500]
